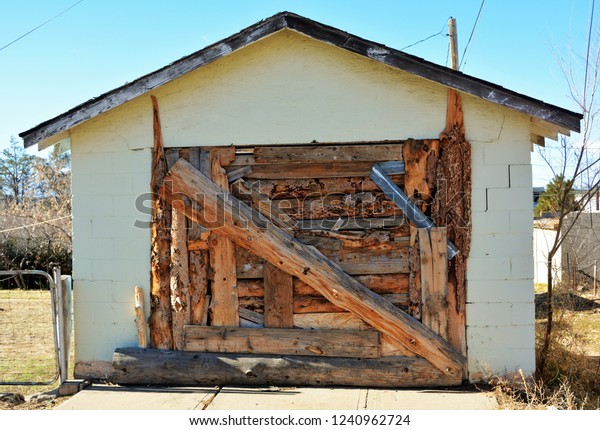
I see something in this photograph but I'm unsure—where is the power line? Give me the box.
[0,0,85,52]
[400,21,448,51]
[0,215,71,234]
[459,0,486,70]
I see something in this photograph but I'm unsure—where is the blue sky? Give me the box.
[0,0,595,186]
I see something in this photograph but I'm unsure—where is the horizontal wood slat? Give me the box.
[184,326,380,358]
[112,347,462,387]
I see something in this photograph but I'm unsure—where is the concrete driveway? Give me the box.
[54,384,498,410]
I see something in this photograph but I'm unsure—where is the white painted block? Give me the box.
[113,195,145,218]
[471,164,509,189]
[72,215,93,240]
[73,258,93,281]
[73,280,112,303]
[470,234,533,258]
[113,237,150,260]
[73,195,114,217]
[511,255,534,279]
[92,259,147,282]
[467,280,534,303]
[467,302,513,327]
[467,257,511,281]
[75,238,115,260]
[112,149,151,174]
[511,302,535,326]
[483,141,531,166]
[468,347,536,377]
[94,302,137,325]
[471,188,488,212]
[471,211,510,234]
[92,216,142,239]
[467,325,535,349]
[509,164,532,188]
[510,210,534,234]
[111,282,149,304]
[486,187,532,211]
[71,152,113,174]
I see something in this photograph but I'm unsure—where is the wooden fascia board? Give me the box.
[20,11,581,148]
[19,14,288,148]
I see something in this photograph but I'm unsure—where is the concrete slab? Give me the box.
[205,387,368,410]
[54,384,497,410]
[54,385,219,410]
[366,388,498,410]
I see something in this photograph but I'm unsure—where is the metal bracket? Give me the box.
[370,163,459,260]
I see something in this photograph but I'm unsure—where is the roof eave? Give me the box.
[20,11,582,149]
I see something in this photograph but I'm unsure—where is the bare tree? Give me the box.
[536,25,600,375]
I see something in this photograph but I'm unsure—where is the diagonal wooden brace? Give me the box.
[161,158,466,377]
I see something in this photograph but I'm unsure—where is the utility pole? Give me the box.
[448,17,459,70]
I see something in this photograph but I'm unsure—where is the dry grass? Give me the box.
[0,289,73,410]
[494,287,600,410]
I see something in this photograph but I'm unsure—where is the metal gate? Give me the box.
[0,268,71,386]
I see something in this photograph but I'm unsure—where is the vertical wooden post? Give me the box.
[448,17,459,71]
[149,95,173,350]
[208,147,240,327]
[134,286,148,348]
[264,262,294,328]
[419,228,449,339]
[188,148,210,325]
[171,206,190,350]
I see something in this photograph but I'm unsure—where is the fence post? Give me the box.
[53,267,67,384]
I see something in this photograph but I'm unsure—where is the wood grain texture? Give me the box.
[419,229,448,338]
[134,286,148,348]
[170,208,190,350]
[189,250,209,325]
[184,326,380,358]
[264,263,294,328]
[293,312,372,330]
[162,159,466,376]
[208,148,239,327]
[112,347,462,387]
[149,95,173,350]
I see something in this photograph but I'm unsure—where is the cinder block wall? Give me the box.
[70,97,153,378]
[464,97,535,379]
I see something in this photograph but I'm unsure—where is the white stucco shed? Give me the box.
[20,12,581,385]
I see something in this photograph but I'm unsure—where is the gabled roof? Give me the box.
[20,11,582,149]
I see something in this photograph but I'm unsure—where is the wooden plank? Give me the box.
[233,242,410,277]
[293,312,371,330]
[162,159,466,376]
[294,294,408,314]
[231,180,297,231]
[245,176,404,200]
[294,274,409,296]
[184,326,380,358]
[297,217,406,231]
[170,207,190,350]
[239,308,264,326]
[112,347,462,387]
[188,239,209,251]
[273,193,402,220]
[380,334,417,357]
[208,234,239,327]
[208,147,239,327]
[229,162,402,179]
[189,250,209,325]
[149,95,173,350]
[419,229,448,338]
[186,147,204,241]
[408,243,421,319]
[134,286,148,348]
[237,279,264,297]
[229,143,404,165]
[263,263,294,328]
[227,166,252,183]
